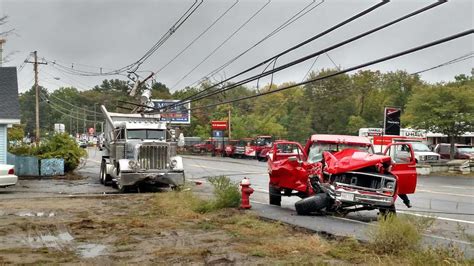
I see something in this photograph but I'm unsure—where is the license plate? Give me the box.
[340,192,354,201]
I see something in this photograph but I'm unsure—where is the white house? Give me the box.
[0,67,21,164]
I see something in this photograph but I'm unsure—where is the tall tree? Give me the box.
[403,80,474,159]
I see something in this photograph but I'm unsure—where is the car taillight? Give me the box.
[8,168,14,175]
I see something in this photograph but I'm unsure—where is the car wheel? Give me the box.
[269,185,282,206]
[294,193,329,215]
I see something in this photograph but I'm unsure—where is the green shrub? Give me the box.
[192,176,241,213]
[368,214,433,255]
[9,133,86,172]
[208,176,241,209]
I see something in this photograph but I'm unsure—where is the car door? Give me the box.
[269,142,308,192]
[384,143,417,194]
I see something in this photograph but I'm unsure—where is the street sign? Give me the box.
[152,99,191,124]
[212,130,224,137]
[384,107,401,136]
[211,120,228,130]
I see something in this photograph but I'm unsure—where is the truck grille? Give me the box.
[138,144,169,170]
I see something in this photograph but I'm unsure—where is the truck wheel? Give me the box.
[100,160,111,186]
[269,185,281,206]
[116,167,131,193]
[295,193,329,215]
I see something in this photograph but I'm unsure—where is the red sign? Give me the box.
[211,120,228,130]
[88,127,95,135]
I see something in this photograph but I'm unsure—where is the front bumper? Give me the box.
[120,170,185,187]
[334,189,394,207]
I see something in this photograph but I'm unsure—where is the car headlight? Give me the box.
[170,159,178,168]
[385,181,395,190]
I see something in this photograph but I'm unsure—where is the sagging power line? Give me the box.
[163,0,390,110]
[163,0,445,111]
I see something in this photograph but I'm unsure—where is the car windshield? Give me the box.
[458,146,474,153]
[307,142,373,163]
[411,143,431,152]
[255,137,272,146]
[127,129,166,140]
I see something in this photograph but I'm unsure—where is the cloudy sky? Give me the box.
[1,0,473,93]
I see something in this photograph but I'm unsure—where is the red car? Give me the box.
[192,140,215,153]
[224,140,239,157]
[268,134,417,215]
[233,138,254,158]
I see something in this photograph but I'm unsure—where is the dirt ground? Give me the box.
[0,190,335,265]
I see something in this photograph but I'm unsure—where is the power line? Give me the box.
[153,0,239,76]
[40,91,102,116]
[301,55,320,82]
[165,0,390,110]
[177,29,473,112]
[40,94,99,123]
[411,52,474,75]
[166,0,445,110]
[41,0,204,77]
[170,0,272,90]
[190,0,326,88]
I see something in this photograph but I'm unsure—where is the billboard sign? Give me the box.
[211,120,228,130]
[152,99,191,124]
[384,107,401,136]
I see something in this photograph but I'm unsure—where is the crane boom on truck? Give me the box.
[99,105,185,192]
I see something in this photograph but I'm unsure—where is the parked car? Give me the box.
[405,142,440,163]
[268,134,417,215]
[0,164,18,188]
[77,140,88,149]
[192,140,214,153]
[233,138,253,158]
[434,143,474,160]
[224,140,239,157]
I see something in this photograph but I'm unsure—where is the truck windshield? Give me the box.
[307,142,374,163]
[255,137,272,146]
[458,146,474,153]
[127,129,166,140]
[410,143,431,152]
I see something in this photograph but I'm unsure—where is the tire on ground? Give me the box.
[295,193,329,215]
[269,185,282,206]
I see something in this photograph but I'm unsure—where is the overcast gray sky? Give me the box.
[1,0,473,93]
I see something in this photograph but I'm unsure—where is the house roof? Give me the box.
[0,67,20,120]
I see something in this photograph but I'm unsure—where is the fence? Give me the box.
[7,153,64,177]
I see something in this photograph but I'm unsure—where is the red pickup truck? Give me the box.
[267,134,417,215]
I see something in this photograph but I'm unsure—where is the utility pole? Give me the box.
[94,103,97,135]
[83,107,86,135]
[25,51,47,143]
[228,108,232,140]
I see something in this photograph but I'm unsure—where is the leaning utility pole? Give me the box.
[25,51,47,143]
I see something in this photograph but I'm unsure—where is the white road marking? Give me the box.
[397,210,474,225]
[417,189,474,198]
[442,185,474,190]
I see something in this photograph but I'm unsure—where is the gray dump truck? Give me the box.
[99,105,185,192]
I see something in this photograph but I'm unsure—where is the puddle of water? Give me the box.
[77,243,107,258]
[25,232,74,249]
[15,211,56,217]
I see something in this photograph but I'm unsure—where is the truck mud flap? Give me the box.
[295,193,330,215]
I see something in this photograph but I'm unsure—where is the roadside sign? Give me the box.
[212,130,224,137]
[384,107,401,136]
[152,99,191,124]
[211,120,228,130]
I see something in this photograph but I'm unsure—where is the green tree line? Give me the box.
[16,69,473,145]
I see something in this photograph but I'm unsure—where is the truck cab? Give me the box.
[100,106,185,192]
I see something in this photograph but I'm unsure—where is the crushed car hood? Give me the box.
[323,149,391,174]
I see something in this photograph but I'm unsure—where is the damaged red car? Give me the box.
[267,134,417,215]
